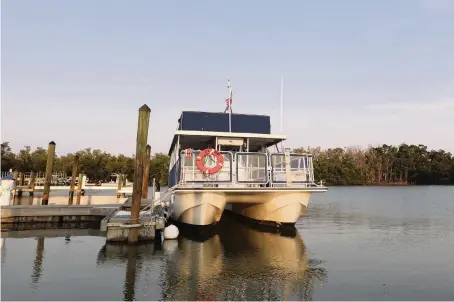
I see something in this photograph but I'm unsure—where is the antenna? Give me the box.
[227,80,232,132]
[280,75,284,133]
[280,76,285,152]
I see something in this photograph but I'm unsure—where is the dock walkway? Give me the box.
[1,205,119,224]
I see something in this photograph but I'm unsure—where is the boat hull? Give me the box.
[225,191,311,225]
[167,187,326,226]
[169,191,226,226]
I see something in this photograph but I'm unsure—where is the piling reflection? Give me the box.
[96,215,326,301]
[31,238,45,289]
[97,243,150,301]
[123,245,138,301]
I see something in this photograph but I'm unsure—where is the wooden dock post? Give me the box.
[128,104,151,244]
[76,193,81,205]
[30,172,36,196]
[69,155,79,204]
[77,173,83,195]
[11,171,18,199]
[152,177,156,200]
[42,141,56,205]
[142,145,151,199]
[17,173,24,197]
[116,174,123,198]
[12,171,18,189]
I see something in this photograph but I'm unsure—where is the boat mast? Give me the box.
[280,76,285,151]
[280,75,284,134]
[227,80,232,132]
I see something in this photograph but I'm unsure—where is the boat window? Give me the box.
[216,137,247,153]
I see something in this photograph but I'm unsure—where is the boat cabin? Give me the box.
[167,111,317,188]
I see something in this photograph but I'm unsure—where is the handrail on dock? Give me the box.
[140,186,177,218]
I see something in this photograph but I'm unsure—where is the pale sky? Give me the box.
[1,0,454,156]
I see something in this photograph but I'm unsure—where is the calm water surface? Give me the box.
[1,186,454,301]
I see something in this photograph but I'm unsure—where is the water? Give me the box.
[2,186,454,301]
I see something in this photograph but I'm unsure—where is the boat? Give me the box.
[163,83,327,227]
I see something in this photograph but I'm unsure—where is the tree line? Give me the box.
[294,144,454,185]
[1,142,169,186]
[2,142,454,186]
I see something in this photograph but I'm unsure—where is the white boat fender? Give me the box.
[163,224,179,240]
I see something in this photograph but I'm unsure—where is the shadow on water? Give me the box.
[97,214,327,301]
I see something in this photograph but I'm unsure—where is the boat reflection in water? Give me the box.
[97,214,326,301]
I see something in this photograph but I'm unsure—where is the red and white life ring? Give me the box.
[196,148,224,175]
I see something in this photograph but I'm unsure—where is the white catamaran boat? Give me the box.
[164,83,327,226]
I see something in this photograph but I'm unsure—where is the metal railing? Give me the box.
[270,154,314,184]
[179,150,233,184]
[235,152,268,184]
[168,151,319,188]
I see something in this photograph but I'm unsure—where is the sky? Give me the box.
[1,0,454,156]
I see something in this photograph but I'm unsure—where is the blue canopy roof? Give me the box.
[178,111,271,134]
[1,175,15,180]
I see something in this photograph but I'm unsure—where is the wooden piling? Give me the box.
[42,141,56,205]
[152,177,156,200]
[117,174,123,198]
[11,171,18,200]
[30,172,36,196]
[69,155,79,204]
[77,173,83,196]
[142,145,151,199]
[12,171,18,190]
[18,173,24,197]
[128,104,151,244]
[19,173,24,186]
[27,195,34,205]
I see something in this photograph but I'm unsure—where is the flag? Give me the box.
[224,82,232,112]
[225,96,232,109]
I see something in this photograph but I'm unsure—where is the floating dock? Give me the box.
[1,196,169,243]
[1,205,119,224]
[100,197,167,242]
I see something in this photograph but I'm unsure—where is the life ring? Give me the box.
[196,149,224,175]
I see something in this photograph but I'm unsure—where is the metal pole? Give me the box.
[228,80,232,132]
[280,76,284,133]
